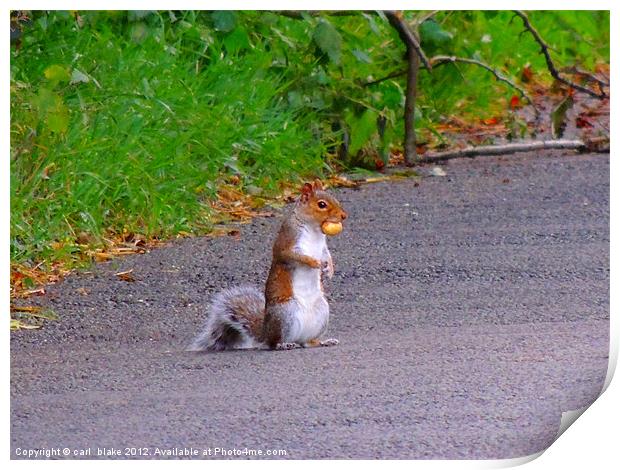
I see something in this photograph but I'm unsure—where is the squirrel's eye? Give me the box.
[317,200,328,209]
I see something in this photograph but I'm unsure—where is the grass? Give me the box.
[10,10,610,294]
[11,11,331,272]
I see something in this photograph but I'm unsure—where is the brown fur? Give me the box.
[262,311,282,349]
[265,263,294,303]
[298,180,348,228]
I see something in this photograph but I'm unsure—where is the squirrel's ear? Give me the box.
[312,179,324,191]
[300,182,314,202]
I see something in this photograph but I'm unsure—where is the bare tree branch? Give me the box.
[363,69,407,87]
[430,55,538,113]
[384,11,432,72]
[417,139,609,164]
[383,11,426,166]
[513,10,606,99]
[561,65,609,87]
[401,45,420,166]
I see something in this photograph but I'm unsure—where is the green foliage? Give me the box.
[10,10,610,269]
[313,19,343,65]
[10,11,330,266]
[347,109,379,156]
[419,19,453,52]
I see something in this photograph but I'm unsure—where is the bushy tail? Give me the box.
[187,285,265,352]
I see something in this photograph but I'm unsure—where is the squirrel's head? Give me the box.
[296,179,347,231]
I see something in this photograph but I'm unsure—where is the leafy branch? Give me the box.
[513,10,607,98]
[273,10,606,167]
[430,55,538,113]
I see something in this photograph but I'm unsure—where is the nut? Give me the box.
[321,221,343,236]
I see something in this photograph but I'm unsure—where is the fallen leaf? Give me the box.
[483,117,499,125]
[521,64,533,83]
[21,288,45,297]
[576,116,594,128]
[509,95,520,109]
[76,231,94,244]
[41,163,55,179]
[11,305,58,320]
[76,287,90,296]
[10,319,40,330]
[94,252,113,261]
[115,269,136,282]
[328,175,359,188]
[430,167,447,177]
[111,247,142,255]
[11,305,42,313]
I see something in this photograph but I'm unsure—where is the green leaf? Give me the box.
[419,20,453,46]
[223,27,250,54]
[44,64,70,84]
[212,11,236,32]
[362,13,381,35]
[352,49,372,64]
[47,107,70,134]
[130,22,149,43]
[551,95,574,139]
[312,20,342,65]
[380,81,405,108]
[34,88,69,134]
[34,88,57,112]
[36,15,48,31]
[300,12,314,22]
[142,78,154,98]
[347,109,378,155]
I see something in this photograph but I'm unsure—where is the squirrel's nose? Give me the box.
[341,211,347,221]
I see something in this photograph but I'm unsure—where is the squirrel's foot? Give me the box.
[275,342,300,351]
[303,338,339,348]
[320,338,339,347]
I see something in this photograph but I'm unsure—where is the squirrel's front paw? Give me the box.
[320,338,339,347]
[308,258,322,269]
[275,342,300,350]
[322,260,334,279]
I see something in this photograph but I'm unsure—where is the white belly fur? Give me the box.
[289,227,329,343]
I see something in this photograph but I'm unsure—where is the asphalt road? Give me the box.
[11,151,609,460]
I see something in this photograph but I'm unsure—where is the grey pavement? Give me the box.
[10,151,610,459]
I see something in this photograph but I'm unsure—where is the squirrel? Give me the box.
[188,179,348,352]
